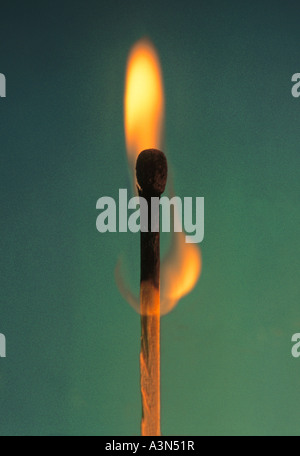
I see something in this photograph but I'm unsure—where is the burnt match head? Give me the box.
[136,149,168,197]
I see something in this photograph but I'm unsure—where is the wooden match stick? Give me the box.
[136,149,168,436]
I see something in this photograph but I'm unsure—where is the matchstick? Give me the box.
[136,149,168,436]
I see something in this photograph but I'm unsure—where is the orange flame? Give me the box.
[161,231,202,315]
[124,39,164,168]
[119,38,202,315]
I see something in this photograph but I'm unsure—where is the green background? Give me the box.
[0,0,299,436]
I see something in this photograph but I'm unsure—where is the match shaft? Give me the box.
[136,149,167,437]
[140,195,161,436]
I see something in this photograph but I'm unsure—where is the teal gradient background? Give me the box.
[0,0,299,435]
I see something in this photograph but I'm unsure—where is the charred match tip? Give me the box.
[136,149,168,197]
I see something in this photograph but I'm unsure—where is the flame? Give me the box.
[118,38,202,315]
[116,229,202,315]
[124,39,164,167]
[161,231,202,315]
